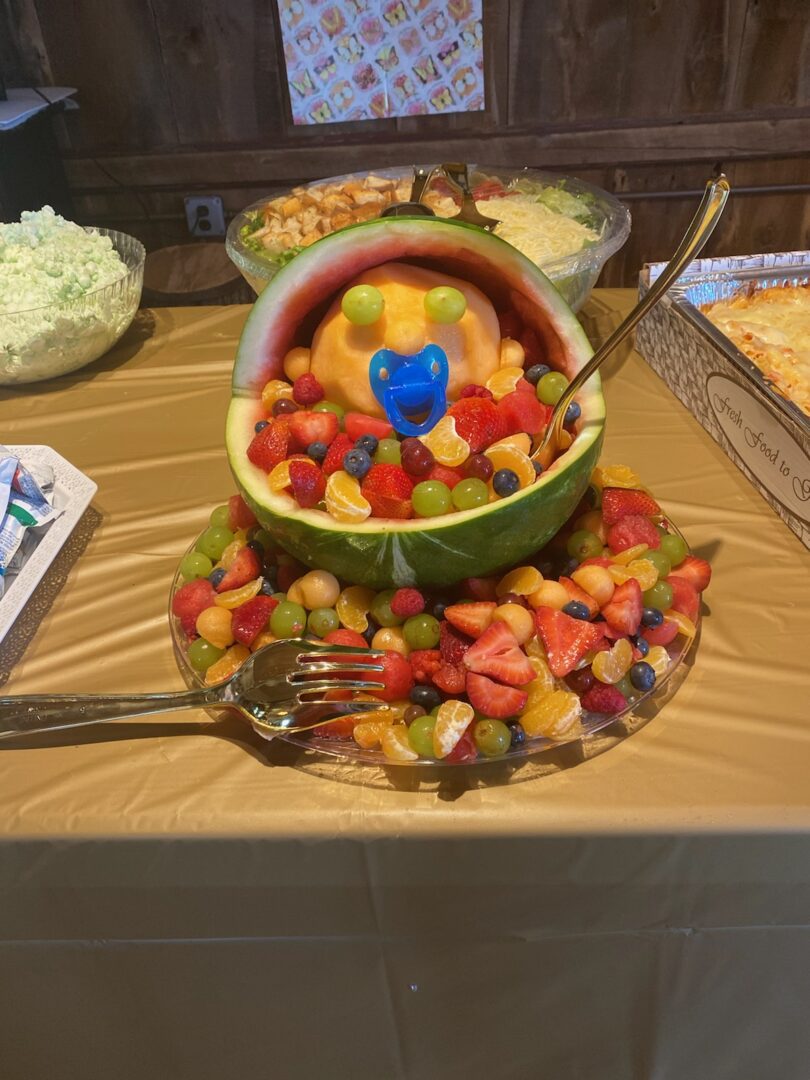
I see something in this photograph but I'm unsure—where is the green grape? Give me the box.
[452,477,489,511]
[473,718,511,758]
[615,674,634,699]
[660,532,688,567]
[424,285,466,324]
[308,607,339,637]
[643,581,674,611]
[566,529,603,562]
[370,589,404,627]
[313,401,345,425]
[188,638,224,672]
[407,713,437,758]
[403,614,441,650]
[341,284,385,325]
[209,504,230,529]
[536,371,568,405]
[644,549,672,579]
[180,551,213,580]
[412,480,452,518]
[196,526,234,561]
[374,438,402,465]
[270,600,308,638]
[251,527,275,553]
[272,591,288,602]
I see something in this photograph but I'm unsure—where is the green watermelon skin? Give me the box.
[228,217,605,589]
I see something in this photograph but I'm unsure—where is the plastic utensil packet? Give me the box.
[0,450,62,599]
[0,455,15,525]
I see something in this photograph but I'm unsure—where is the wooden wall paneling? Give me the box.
[734,0,810,109]
[0,0,52,85]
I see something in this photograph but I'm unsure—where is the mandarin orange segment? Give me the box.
[592,638,634,684]
[646,645,671,677]
[325,470,372,523]
[336,585,376,632]
[485,365,524,401]
[497,565,544,597]
[260,379,294,410]
[433,699,475,759]
[520,689,582,740]
[488,432,532,455]
[214,578,262,609]
[612,543,649,566]
[419,415,470,467]
[484,444,535,489]
[381,724,419,761]
[592,464,641,491]
[623,558,659,591]
[204,644,250,685]
[353,719,393,750]
[665,609,697,639]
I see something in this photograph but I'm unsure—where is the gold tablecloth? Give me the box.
[0,295,808,1080]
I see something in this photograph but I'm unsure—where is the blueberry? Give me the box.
[254,419,269,433]
[533,460,544,475]
[343,448,372,479]
[629,661,656,692]
[247,539,265,557]
[631,634,650,657]
[524,363,551,385]
[260,577,276,595]
[208,567,226,588]
[564,401,581,426]
[559,557,580,577]
[492,468,520,497]
[410,684,442,711]
[307,440,328,463]
[432,599,449,620]
[507,719,526,747]
[362,624,377,646]
[535,560,554,578]
[562,600,591,621]
[641,607,664,628]
[355,434,378,455]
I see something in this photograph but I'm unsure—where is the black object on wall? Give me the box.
[0,104,74,220]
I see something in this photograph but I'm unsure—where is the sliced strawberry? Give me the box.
[666,575,700,623]
[227,494,257,532]
[247,418,289,472]
[409,649,442,684]
[466,672,528,719]
[459,577,499,602]
[433,663,466,694]
[607,514,661,553]
[322,433,355,476]
[559,576,599,619]
[601,488,661,527]
[463,621,535,686]
[344,412,394,442]
[376,650,414,702]
[323,628,367,649]
[231,595,278,647]
[440,620,472,664]
[581,684,627,715]
[444,727,478,763]
[642,619,679,646]
[534,607,605,678]
[497,390,550,437]
[288,410,339,451]
[444,601,496,639]
[668,554,711,592]
[172,578,216,638]
[289,459,326,509]
[447,397,507,453]
[601,578,643,636]
[361,464,414,519]
[216,546,262,593]
[426,464,465,489]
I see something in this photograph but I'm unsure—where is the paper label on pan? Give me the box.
[707,373,810,522]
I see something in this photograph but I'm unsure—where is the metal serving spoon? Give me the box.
[440,162,500,230]
[380,165,437,218]
[532,174,731,469]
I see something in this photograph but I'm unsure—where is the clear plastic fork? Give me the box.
[0,641,387,743]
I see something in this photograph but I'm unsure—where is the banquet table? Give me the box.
[0,292,808,1080]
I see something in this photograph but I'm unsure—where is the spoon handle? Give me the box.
[535,174,730,463]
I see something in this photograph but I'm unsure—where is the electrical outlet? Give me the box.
[184,195,226,237]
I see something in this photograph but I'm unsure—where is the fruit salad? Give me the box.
[170,464,710,764]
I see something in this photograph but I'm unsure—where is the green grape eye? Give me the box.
[341,284,385,325]
[424,286,467,323]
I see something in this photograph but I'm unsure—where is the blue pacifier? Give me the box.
[369,344,449,437]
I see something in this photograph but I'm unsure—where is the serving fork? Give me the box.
[0,640,387,743]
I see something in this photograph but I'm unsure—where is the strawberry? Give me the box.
[171,578,215,637]
[227,494,257,532]
[439,620,472,664]
[247,418,289,472]
[409,649,442,684]
[668,554,711,593]
[607,514,661,553]
[498,309,523,339]
[447,397,507,453]
[497,390,550,437]
[665,575,700,623]
[361,464,414,519]
[344,412,394,442]
[433,663,466,694]
[216,546,261,592]
[642,619,679,647]
[390,588,425,617]
[534,607,605,677]
[601,578,643,636]
[459,384,493,400]
[376,650,414,702]
[444,601,496,639]
[426,464,465,489]
[459,577,499,602]
[466,672,528,719]
[323,628,367,649]
[288,410,339,451]
[444,727,477,763]
[581,684,627,715]
[322,433,355,476]
[288,459,326,509]
[559,576,599,619]
[231,595,278,646]
[291,372,324,406]
[601,488,661,527]
[463,621,535,686]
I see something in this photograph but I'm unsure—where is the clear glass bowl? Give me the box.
[226,165,630,311]
[0,228,145,385]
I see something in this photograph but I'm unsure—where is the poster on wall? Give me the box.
[277,0,484,125]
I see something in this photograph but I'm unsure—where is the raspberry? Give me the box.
[361,464,414,519]
[447,397,507,453]
[390,588,425,617]
[292,372,324,405]
[439,620,471,664]
[433,663,466,694]
[289,459,326,509]
[459,384,494,400]
[580,684,627,715]
[409,649,442,684]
